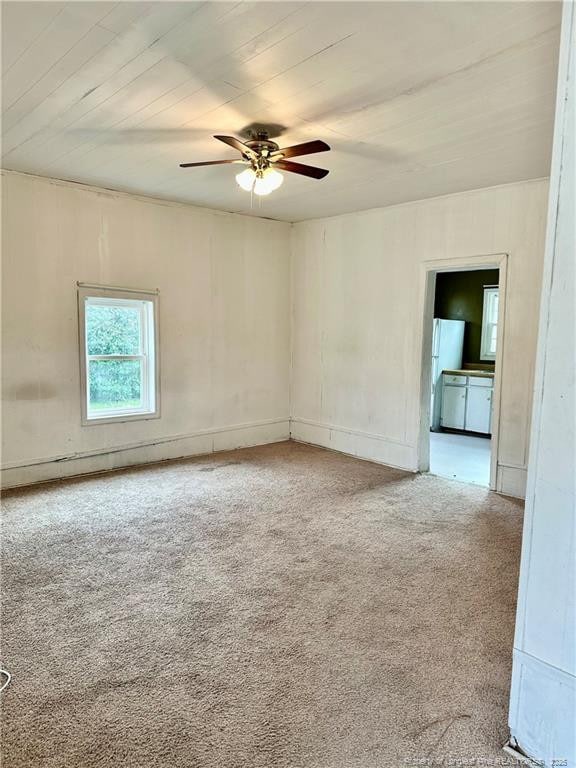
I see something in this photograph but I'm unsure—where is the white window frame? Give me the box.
[480,286,499,361]
[77,284,160,425]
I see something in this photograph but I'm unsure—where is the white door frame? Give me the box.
[416,252,509,490]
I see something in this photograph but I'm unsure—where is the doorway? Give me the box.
[418,255,507,490]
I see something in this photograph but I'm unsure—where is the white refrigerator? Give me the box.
[430,318,465,430]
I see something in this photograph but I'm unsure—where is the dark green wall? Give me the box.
[434,269,499,365]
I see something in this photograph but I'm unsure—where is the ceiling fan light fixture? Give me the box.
[254,167,284,196]
[236,167,256,191]
[182,133,329,190]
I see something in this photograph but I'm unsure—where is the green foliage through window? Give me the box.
[89,359,142,410]
[85,300,150,415]
[86,304,140,355]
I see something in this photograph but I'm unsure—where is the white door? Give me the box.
[465,386,492,433]
[441,386,466,429]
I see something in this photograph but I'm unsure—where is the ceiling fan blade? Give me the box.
[213,135,256,157]
[179,159,243,168]
[274,159,329,179]
[272,139,330,159]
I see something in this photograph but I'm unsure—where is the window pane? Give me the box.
[88,359,142,412]
[86,303,141,355]
[490,324,498,353]
[490,293,499,323]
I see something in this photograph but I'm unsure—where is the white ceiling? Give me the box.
[1,1,561,222]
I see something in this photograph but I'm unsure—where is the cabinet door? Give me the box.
[441,385,466,429]
[465,386,492,433]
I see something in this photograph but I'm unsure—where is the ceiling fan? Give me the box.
[179,131,330,196]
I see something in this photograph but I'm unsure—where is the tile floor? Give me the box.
[429,430,491,486]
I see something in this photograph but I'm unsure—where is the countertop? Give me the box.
[443,369,494,378]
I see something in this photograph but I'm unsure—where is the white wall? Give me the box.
[1,173,550,495]
[290,178,549,498]
[508,2,575,764]
[1,171,291,487]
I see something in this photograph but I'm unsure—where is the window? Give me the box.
[480,287,499,361]
[78,285,159,424]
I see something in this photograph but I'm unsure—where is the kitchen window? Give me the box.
[480,287,499,361]
[78,285,159,424]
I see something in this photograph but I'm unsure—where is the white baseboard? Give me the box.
[509,649,576,768]
[291,418,527,498]
[496,463,528,499]
[3,417,527,501]
[502,742,546,768]
[290,418,417,472]
[1,419,290,489]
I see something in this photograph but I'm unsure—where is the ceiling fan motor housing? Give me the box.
[244,134,281,169]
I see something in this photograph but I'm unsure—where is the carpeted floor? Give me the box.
[1,441,524,768]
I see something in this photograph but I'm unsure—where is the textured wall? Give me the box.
[509,1,575,762]
[1,173,550,498]
[291,179,549,498]
[1,172,291,486]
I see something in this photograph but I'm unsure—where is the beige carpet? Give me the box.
[1,441,524,768]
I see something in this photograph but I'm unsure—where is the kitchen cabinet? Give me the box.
[440,372,494,434]
[465,386,492,433]
[441,385,467,430]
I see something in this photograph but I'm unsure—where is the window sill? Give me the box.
[82,410,160,426]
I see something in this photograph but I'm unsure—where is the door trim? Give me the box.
[416,252,509,490]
